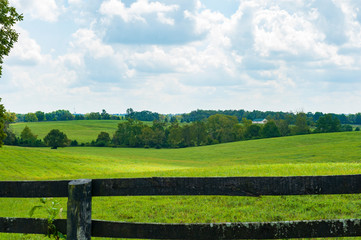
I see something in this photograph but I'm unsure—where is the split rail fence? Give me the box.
[1,175,361,239]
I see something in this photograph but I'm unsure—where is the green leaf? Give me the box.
[29,205,42,217]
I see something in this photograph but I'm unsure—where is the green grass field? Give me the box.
[1,130,361,239]
[10,120,124,143]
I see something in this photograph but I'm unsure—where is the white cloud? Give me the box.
[10,0,62,22]
[334,0,361,48]
[253,7,325,57]
[71,29,114,58]
[7,27,44,65]
[68,0,82,6]
[100,0,178,24]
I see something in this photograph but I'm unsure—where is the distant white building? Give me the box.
[252,118,268,124]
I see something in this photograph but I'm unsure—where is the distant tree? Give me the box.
[151,120,166,148]
[75,114,85,120]
[112,119,144,147]
[170,116,177,123]
[85,112,101,120]
[45,110,74,121]
[15,113,24,122]
[44,129,70,149]
[24,113,38,122]
[355,113,361,125]
[341,124,353,132]
[315,114,341,133]
[190,121,207,146]
[96,131,111,146]
[110,114,120,120]
[261,120,281,138]
[35,111,46,121]
[126,108,135,119]
[313,112,324,122]
[275,119,290,136]
[355,127,360,132]
[20,126,37,145]
[101,109,111,120]
[167,122,183,147]
[140,126,155,148]
[206,114,239,143]
[245,124,261,139]
[70,140,78,146]
[182,125,194,147]
[292,112,310,135]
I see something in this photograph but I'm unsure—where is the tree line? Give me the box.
[181,109,361,125]
[103,113,355,149]
[13,108,361,127]
[4,112,356,149]
[15,109,122,122]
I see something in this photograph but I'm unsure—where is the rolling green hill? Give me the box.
[1,131,361,180]
[1,131,361,239]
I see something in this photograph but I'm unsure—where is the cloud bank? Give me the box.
[2,0,361,114]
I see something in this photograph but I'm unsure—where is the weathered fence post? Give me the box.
[67,179,92,240]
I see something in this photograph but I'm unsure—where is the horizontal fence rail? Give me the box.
[1,217,361,239]
[1,175,361,239]
[2,174,361,198]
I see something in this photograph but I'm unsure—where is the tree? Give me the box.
[245,124,261,139]
[206,114,239,143]
[292,112,310,135]
[44,129,70,149]
[24,112,38,122]
[0,1,23,77]
[167,122,183,147]
[341,124,353,132]
[20,126,37,145]
[261,120,281,138]
[3,111,17,145]
[35,111,46,121]
[0,2,22,146]
[85,112,100,120]
[0,98,6,146]
[101,109,110,120]
[126,108,135,119]
[190,121,207,146]
[112,119,144,147]
[275,119,290,136]
[96,131,110,146]
[315,114,341,133]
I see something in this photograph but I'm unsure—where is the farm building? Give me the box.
[252,118,268,124]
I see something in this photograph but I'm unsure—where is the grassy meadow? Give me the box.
[1,127,361,239]
[9,120,124,143]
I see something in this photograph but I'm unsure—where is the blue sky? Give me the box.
[2,0,361,114]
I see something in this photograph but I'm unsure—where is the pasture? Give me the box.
[9,120,124,143]
[1,131,361,239]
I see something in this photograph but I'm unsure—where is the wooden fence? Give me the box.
[1,175,361,239]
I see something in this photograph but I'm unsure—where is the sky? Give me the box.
[1,0,361,114]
